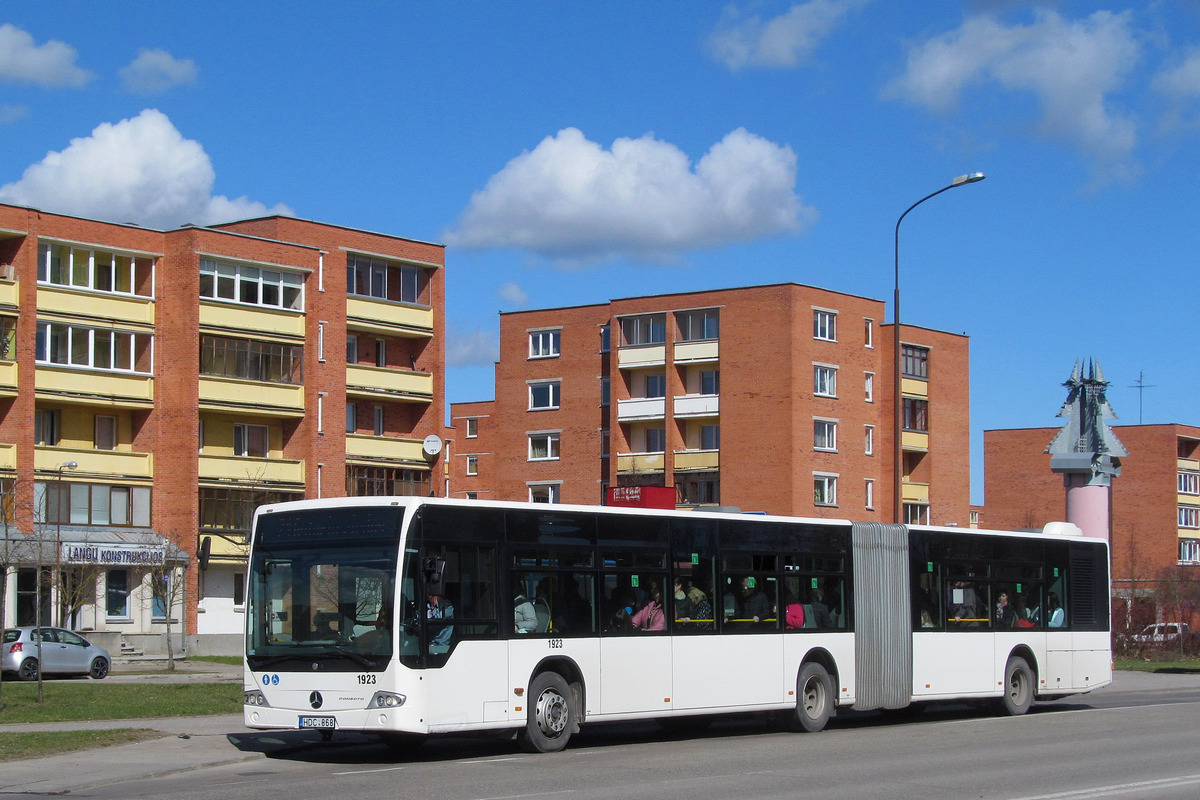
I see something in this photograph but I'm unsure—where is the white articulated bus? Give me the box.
[242,497,1111,753]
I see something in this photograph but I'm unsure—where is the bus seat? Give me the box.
[534,598,551,632]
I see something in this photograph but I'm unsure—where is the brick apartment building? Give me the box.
[449,283,971,523]
[984,423,1200,629]
[0,202,445,654]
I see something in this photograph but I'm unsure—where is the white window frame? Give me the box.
[814,473,838,507]
[373,405,385,436]
[466,455,479,476]
[346,334,358,364]
[813,308,837,342]
[200,257,303,311]
[529,329,561,359]
[528,482,562,504]
[38,242,155,298]
[813,418,837,452]
[864,372,874,403]
[346,402,357,434]
[465,418,479,438]
[375,338,387,368]
[905,503,930,525]
[529,380,562,410]
[528,431,561,461]
[864,479,875,510]
[813,364,838,398]
[233,423,269,458]
[1181,538,1200,563]
[865,425,874,456]
[1179,472,1200,495]
[1179,505,1200,529]
[864,318,874,349]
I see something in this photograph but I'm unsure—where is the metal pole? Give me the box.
[893,174,984,524]
[55,461,77,627]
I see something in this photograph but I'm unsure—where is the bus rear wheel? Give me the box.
[517,672,575,753]
[787,662,833,732]
[1000,656,1034,716]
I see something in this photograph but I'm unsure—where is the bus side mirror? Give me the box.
[423,556,446,594]
[198,537,211,571]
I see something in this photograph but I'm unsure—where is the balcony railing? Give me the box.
[347,296,434,337]
[198,454,305,485]
[346,364,434,401]
[36,366,154,407]
[617,344,666,369]
[673,393,719,418]
[616,452,665,473]
[199,302,304,338]
[35,446,153,479]
[0,442,15,471]
[616,397,665,422]
[674,340,719,363]
[346,434,426,463]
[0,361,16,394]
[38,286,155,326]
[902,481,930,503]
[902,431,929,451]
[674,449,719,471]
[199,375,304,416]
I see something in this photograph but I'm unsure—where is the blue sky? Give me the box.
[3,2,1200,504]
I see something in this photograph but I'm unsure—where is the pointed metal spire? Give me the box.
[1047,359,1128,485]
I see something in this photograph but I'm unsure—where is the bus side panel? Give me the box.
[1070,631,1113,690]
[600,637,673,715]
[781,633,856,707]
[672,633,784,711]
[508,638,600,722]
[425,641,511,731]
[911,631,995,698]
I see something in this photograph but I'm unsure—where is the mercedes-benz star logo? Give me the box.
[309,691,323,709]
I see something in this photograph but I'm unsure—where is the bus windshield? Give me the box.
[245,505,403,672]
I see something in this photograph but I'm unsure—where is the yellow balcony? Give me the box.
[198,454,304,485]
[0,361,16,394]
[204,533,249,562]
[674,449,719,471]
[0,279,17,309]
[1179,458,1199,471]
[902,431,929,451]
[902,481,930,503]
[346,434,427,464]
[38,286,154,327]
[902,378,929,397]
[0,442,15,471]
[617,452,666,474]
[199,376,304,417]
[674,340,719,363]
[346,296,434,338]
[617,345,666,369]
[346,364,434,402]
[199,301,305,338]
[35,446,153,479]
[36,366,154,407]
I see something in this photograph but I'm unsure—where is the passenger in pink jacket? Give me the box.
[631,581,666,631]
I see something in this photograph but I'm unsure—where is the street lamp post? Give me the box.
[893,173,984,525]
[54,460,77,627]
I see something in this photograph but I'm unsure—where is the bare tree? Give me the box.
[147,557,187,671]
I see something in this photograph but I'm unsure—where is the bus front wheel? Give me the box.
[787,662,833,733]
[1000,656,1034,716]
[518,672,575,753]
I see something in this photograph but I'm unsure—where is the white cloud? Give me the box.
[446,326,499,368]
[1154,49,1200,99]
[0,24,93,87]
[0,109,291,229]
[120,48,198,94]
[707,0,863,70]
[0,105,29,125]
[498,282,529,306]
[446,127,813,263]
[883,10,1140,181]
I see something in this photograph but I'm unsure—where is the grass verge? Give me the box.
[0,729,168,762]
[0,681,242,723]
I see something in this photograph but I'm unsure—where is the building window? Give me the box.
[466,455,479,476]
[701,370,720,395]
[200,335,302,384]
[35,409,61,446]
[373,405,385,436]
[814,365,837,397]
[1179,506,1200,529]
[374,339,387,368]
[346,402,357,433]
[529,329,561,358]
[347,253,424,304]
[106,569,130,619]
[865,372,874,403]
[813,309,837,341]
[902,344,929,380]
[600,377,610,407]
[529,432,561,461]
[529,483,561,504]
[905,503,930,525]
[346,465,429,497]
[38,242,154,298]
[95,415,117,451]
[644,374,666,399]
[36,322,153,374]
[620,314,666,346]
[701,424,720,451]
[198,487,302,533]
[37,481,151,527]
[233,424,269,458]
[600,324,611,353]
[677,308,719,341]
[465,492,478,500]
[346,335,358,364]
[814,474,838,506]
[529,380,561,410]
[814,419,837,452]
[200,258,303,310]
[1179,472,1199,495]
[1181,539,1200,563]
[903,398,929,432]
[600,429,610,458]
[864,318,874,349]
[677,472,719,505]
[465,418,479,438]
[864,479,875,510]
[645,427,666,453]
[864,425,874,456]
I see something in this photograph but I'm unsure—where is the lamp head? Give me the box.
[60,461,77,471]
[952,172,985,186]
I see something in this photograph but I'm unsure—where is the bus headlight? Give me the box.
[370,691,405,708]
[244,689,270,707]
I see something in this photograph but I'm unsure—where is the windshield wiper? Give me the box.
[316,645,376,669]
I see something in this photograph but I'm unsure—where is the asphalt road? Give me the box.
[4,669,1200,799]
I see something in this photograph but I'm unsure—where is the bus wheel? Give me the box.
[788,662,833,732]
[1000,656,1034,716]
[518,672,574,753]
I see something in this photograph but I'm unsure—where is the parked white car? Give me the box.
[1131,622,1190,645]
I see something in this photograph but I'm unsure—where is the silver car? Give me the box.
[2,626,111,680]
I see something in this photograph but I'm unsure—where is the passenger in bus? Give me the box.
[1047,592,1065,628]
[355,606,391,652]
[995,590,1017,627]
[949,580,980,625]
[808,587,834,628]
[673,579,694,621]
[607,605,635,633]
[514,593,538,634]
[920,609,936,628]
[631,581,666,631]
[427,593,454,646]
[739,577,771,624]
[677,586,713,629]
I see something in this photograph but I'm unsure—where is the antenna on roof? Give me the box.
[1128,370,1156,425]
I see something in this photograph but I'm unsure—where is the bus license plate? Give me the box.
[299,716,336,729]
